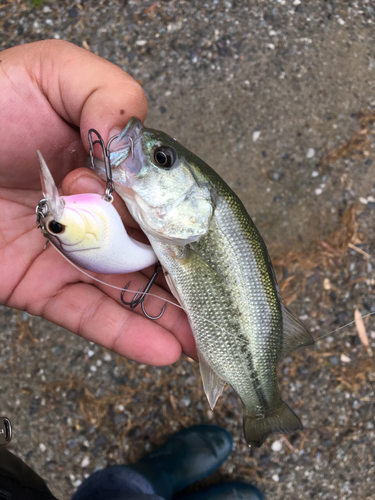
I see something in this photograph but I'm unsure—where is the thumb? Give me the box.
[32,39,148,147]
[0,40,147,186]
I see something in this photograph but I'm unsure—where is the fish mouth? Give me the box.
[118,116,143,142]
[90,117,145,185]
[109,117,144,173]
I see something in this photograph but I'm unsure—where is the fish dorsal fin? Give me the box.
[279,304,315,359]
[197,349,226,410]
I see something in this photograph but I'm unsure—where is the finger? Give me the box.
[9,245,186,366]
[31,40,148,146]
[43,282,183,366]
[92,272,198,361]
[1,40,147,186]
[61,167,139,229]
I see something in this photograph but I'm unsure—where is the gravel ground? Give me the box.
[1,1,375,499]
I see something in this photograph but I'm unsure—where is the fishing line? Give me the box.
[49,241,185,311]
[48,242,259,343]
[314,312,375,341]
[49,241,374,346]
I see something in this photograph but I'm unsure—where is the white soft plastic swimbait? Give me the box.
[36,151,157,274]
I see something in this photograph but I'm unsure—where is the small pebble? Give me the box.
[323,278,331,290]
[271,440,283,452]
[338,18,345,25]
[315,188,323,195]
[340,354,351,363]
[81,456,90,468]
[307,148,315,159]
[272,474,280,482]
[329,355,339,365]
[367,195,375,202]
[252,131,261,142]
[359,197,368,205]
[39,443,46,452]
[312,171,319,177]
[180,395,191,407]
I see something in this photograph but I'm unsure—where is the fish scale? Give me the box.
[146,190,293,444]
[93,117,315,447]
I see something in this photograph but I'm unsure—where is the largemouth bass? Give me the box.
[93,118,314,447]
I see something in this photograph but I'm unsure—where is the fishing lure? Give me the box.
[35,137,158,275]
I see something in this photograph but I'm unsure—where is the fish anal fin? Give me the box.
[243,400,302,448]
[197,350,226,410]
[280,304,314,359]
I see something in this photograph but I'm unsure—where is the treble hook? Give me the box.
[121,263,167,320]
[89,128,163,319]
[88,129,119,202]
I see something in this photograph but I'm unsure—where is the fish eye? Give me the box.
[153,146,175,169]
[47,220,65,234]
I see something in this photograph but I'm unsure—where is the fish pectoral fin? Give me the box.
[188,244,228,284]
[197,350,226,410]
[163,269,182,304]
[243,400,303,448]
[280,304,315,359]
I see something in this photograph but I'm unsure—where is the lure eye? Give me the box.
[153,147,175,169]
[47,220,65,234]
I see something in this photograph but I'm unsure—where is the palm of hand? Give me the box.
[0,40,195,365]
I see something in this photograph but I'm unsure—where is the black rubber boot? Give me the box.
[0,447,58,500]
[128,424,234,500]
[177,482,264,500]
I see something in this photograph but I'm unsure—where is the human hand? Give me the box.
[0,40,196,365]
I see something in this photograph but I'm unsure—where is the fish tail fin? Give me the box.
[243,400,303,448]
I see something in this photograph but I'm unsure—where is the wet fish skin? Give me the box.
[93,117,314,447]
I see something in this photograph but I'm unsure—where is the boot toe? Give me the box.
[131,425,234,499]
[177,482,264,500]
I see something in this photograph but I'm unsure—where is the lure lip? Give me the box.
[37,150,65,221]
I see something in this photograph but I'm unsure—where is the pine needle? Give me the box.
[354,308,372,356]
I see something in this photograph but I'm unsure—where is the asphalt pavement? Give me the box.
[1,1,375,499]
